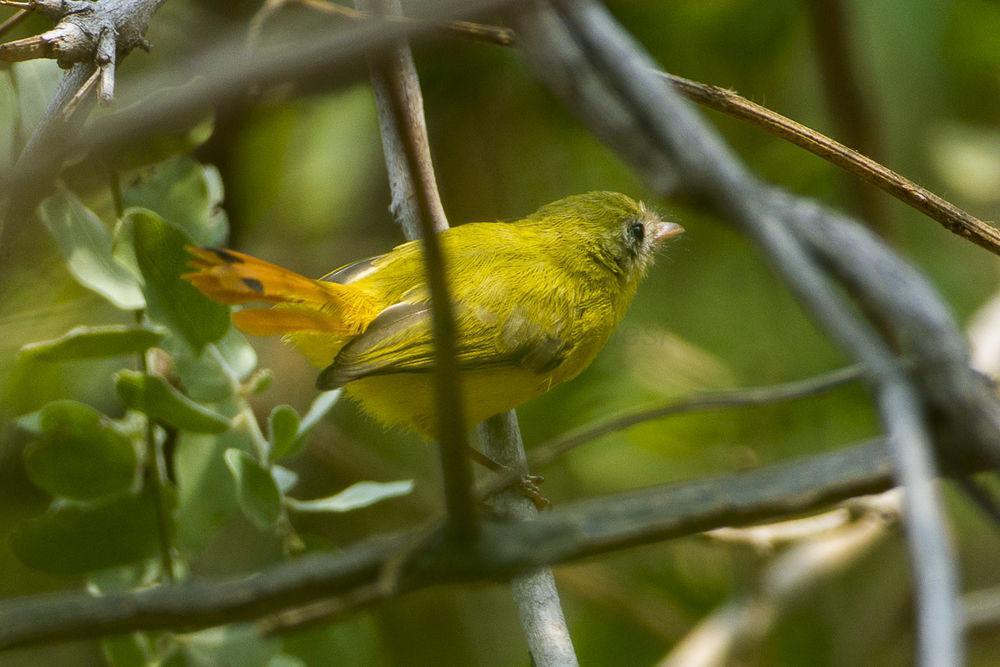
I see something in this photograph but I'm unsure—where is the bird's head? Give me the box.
[528,191,684,281]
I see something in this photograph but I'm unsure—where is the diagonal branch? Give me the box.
[514,3,970,665]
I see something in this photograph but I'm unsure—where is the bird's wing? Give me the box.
[316,299,569,390]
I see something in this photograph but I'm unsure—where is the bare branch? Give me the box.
[0,9,30,39]
[358,0,477,540]
[355,1,574,659]
[515,3,968,664]
[1,438,934,652]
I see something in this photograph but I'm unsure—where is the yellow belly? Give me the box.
[345,366,557,437]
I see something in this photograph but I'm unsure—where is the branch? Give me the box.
[359,0,476,540]
[1,438,927,651]
[355,0,575,659]
[252,0,515,47]
[515,3,970,664]
[275,5,1000,256]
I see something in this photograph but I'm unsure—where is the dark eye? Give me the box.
[628,220,645,245]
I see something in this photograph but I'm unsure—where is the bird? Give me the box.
[184,191,684,436]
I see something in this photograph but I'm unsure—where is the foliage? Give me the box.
[1,2,999,665]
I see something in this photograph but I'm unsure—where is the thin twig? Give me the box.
[253,0,515,47]
[0,8,28,38]
[359,0,476,539]
[249,5,1000,255]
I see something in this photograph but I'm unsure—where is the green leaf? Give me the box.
[285,480,414,514]
[116,370,230,434]
[224,449,282,530]
[11,59,62,141]
[126,208,230,350]
[18,324,164,362]
[38,190,145,310]
[298,390,342,435]
[271,465,299,493]
[9,487,162,574]
[165,328,257,402]
[23,400,140,501]
[124,156,229,246]
[267,405,301,462]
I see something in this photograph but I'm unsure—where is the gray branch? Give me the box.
[3,437,949,651]
[356,0,576,660]
[508,2,1000,664]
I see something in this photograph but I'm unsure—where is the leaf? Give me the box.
[11,59,62,141]
[18,324,164,361]
[102,633,154,667]
[267,405,301,462]
[165,328,257,402]
[298,390,342,435]
[38,190,145,310]
[285,480,414,514]
[23,400,140,501]
[116,370,230,434]
[224,449,282,530]
[124,157,229,246]
[9,487,162,574]
[126,208,230,351]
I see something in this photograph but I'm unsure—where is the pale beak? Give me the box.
[650,221,685,244]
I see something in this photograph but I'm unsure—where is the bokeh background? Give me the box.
[2,1,1000,664]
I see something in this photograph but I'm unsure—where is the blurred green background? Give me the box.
[1,0,999,665]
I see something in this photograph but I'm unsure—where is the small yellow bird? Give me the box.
[184,192,683,436]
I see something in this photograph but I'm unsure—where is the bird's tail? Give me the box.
[183,246,379,341]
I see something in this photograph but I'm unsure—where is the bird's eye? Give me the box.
[628,220,645,245]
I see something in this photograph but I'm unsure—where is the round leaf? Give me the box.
[126,208,229,351]
[39,190,145,310]
[268,405,301,462]
[24,401,140,501]
[10,487,162,575]
[224,449,282,530]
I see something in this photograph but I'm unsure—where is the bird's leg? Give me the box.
[467,446,550,510]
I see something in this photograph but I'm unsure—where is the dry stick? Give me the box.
[529,4,961,666]
[806,0,886,233]
[294,7,1000,256]
[358,0,476,540]
[356,1,574,659]
[0,8,28,38]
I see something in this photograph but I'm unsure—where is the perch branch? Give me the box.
[357,0,574,659]
[1,437,933,651]
[361,0,477,540]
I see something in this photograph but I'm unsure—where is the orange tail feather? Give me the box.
[184,246,378,337]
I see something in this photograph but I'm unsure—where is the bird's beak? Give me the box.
[650,221,685,244]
